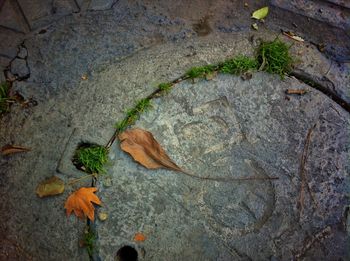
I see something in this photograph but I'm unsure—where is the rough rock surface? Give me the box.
[0,0,349,260]
[96,69,349,260]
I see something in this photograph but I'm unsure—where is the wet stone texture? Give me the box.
[0,0,349,260]
[97,73,349,260]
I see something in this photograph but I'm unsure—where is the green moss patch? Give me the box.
[185,64,217,79]
[115,98,152,132]
[0,82,10,113]
[73,144,108,174]
[219,56,258,75]
[256,39,293,77]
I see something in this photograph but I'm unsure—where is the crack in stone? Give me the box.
[4,41,30,81]
[290,69,350,113]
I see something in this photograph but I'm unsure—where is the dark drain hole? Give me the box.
[116,245,138,261]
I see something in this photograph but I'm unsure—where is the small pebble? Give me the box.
[98,212,108,221]
[103,177,112,187]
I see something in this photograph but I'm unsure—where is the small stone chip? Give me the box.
[98,212,108,221]
[103,177,112,187]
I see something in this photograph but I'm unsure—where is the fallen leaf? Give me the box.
[36,176,65,198]
[64,187,101,221]
[81,74,88,80]
[252,6,269,20]
[1,144,31,155]
[285,89,308,95]
[118,128,182,172]
[282,31,304,42]
[134,232,146,242]
[251,23,258,30]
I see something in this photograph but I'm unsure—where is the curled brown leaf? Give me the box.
[118,128,182,172]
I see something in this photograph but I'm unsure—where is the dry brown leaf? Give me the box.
[134,232,146,242]
[64,187,101,221]
[36,176,65,198]
[282,31,304,42]
[285,89,308,95]
[118,128,182,172]
[1,144,31,155]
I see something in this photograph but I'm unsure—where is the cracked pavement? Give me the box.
[0,0,349,260]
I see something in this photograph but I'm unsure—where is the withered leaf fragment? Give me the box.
[36,176,65,198]
[1,144,31,155]
[118,128,182,172]
[134,232,146,242]
[285,89,308,95]
[282,31,304,42]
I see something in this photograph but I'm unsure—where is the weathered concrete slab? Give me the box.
[0,1,349,260]
[91,46,349,259]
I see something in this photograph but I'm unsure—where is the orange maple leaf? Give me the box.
[64,187,101,221]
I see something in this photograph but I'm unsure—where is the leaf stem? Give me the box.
[68,174,96,185]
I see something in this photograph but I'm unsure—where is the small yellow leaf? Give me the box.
[36,176,65,198]
[252,6,269,20]
[252,23,258,30]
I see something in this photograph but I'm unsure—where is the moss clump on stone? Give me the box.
[219,56,258,75]
[185,64,216,79]
[0,82,10,113]
[256,39,293,77]
[74,145,108,174]
[158,82,173,93]
[83,227,96,257]
[115,98,152,132]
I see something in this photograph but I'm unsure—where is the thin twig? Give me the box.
[295,226,331,260]
[180,169,278,182]
[68,174,96,185]
[297,124,316,218]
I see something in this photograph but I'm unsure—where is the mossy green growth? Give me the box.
[0,82,10,113]
[257,39,293,77]
[134,98,152,113]
[75,145,108,174]
[185,64,216,79]
[158,82,173,93]
[83,227,96,257]
[115,98,152,132]
[115,118,129,133]
[219,56,258,75]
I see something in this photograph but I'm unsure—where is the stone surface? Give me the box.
[96,67,349,260]
[10,57,29,79]
[271,0,350,29]
[0,27,24,58]
[290,42,350,105]
[0,0,349,260]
